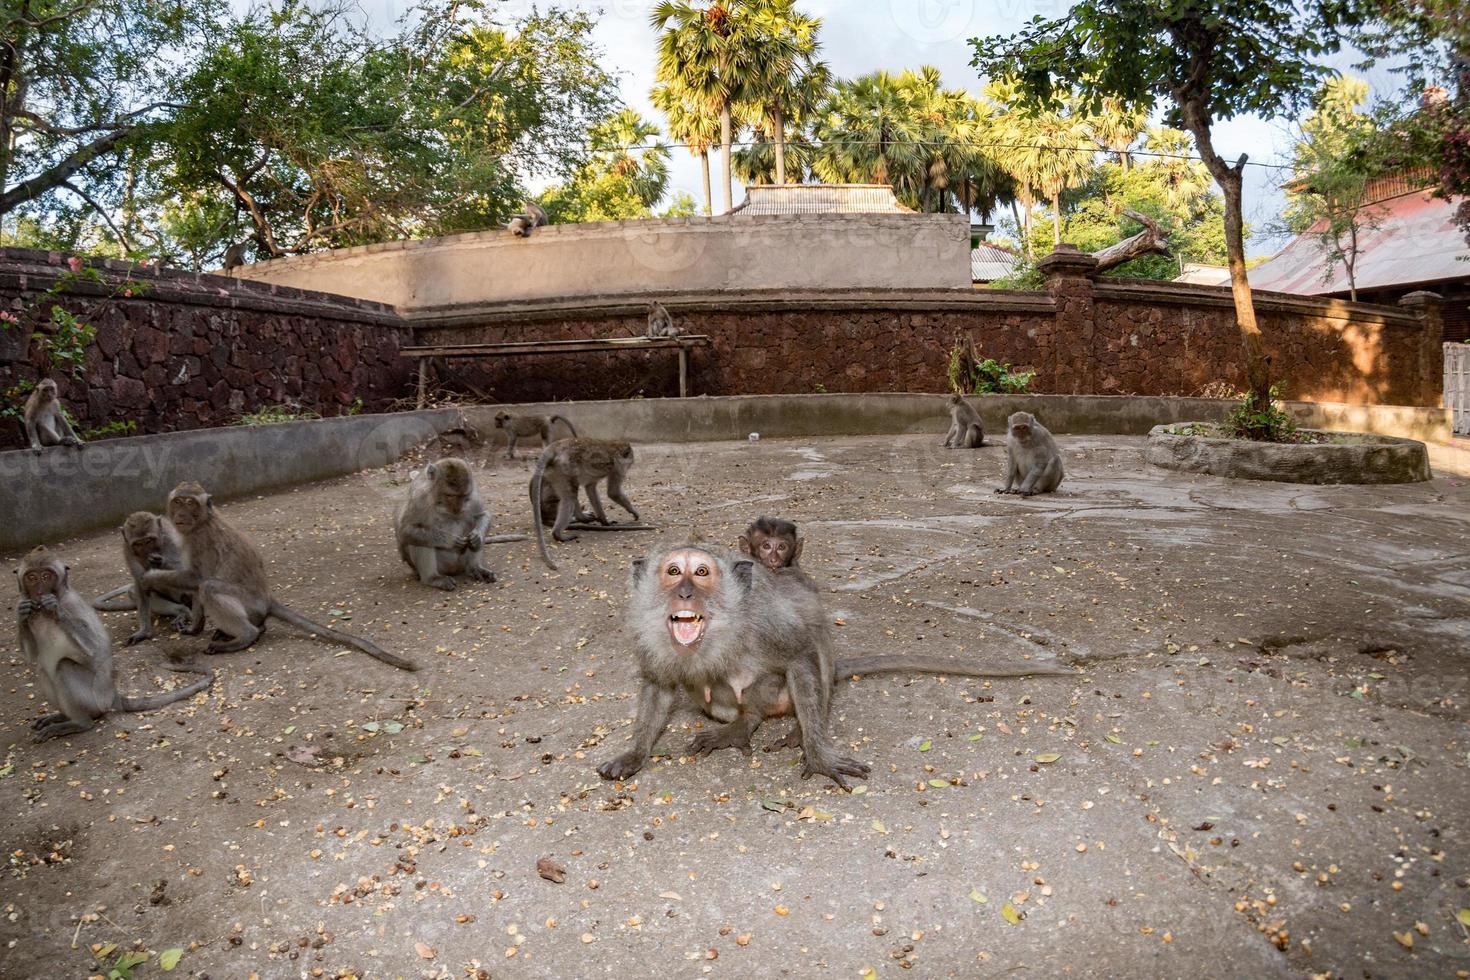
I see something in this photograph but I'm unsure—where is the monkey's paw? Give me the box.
[426,575,458,591]
[169,614,192,633]
[466,565,496,583]
[688,724,754,758]
[17,599,37,618]
[800,752,871,790]
[30,712,64,731]
[1019,489,1037,497]
[597,752,645,781]
[38,595,59,612]
[763,725,803,752]
[126,629,152,646]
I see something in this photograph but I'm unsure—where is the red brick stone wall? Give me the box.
[0,249,411,449]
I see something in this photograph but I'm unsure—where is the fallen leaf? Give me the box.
[1104,734,1122,744]
[1034,753,1061,764]
[1457,908,1470,928]
[967,734,983,742]
[362,721,380,733]
[285,745,320,767]
[774,905,790,916]
[415,942,436,960]
[536,856,566,883]
[927,779,950,789]
[872,820,888,835]
[658,891,682,901]
[382,721,405,735]
[997,722,1013,735]
[1394,931,1414,949]
[919,740,933,752]
[969,888,988,904]
[761,798,793,813]
[159,948,183,971]
[1001,903,1023,925]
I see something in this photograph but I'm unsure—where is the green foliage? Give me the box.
[946,338,1035,394]
[0,380,38,426]
[81,419,139,440]
[1224,385,1299,442]
[39,306,97,377]
[660,192,700,218]
[987,263,1044,291]
[233,405,321,426]
[537,109,671,222]
[346,397,364,416]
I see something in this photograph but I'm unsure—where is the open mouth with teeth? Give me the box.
[668,610,706,648]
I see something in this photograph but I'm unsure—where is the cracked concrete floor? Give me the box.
[1,433,1468,979]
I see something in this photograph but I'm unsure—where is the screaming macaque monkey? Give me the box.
[646,301,681,339]
[23,379,84,452]
[530,439,644,571]
[996,411,1064,496]
[16,547,213,742]
[494,412,577,459]
[506,202,548,237]
[942,394,985,448]
[737,517,814,589]
[91,512,194,645]
[144,482,417,670]
[395,458,507,590]
[598,542,1075,786]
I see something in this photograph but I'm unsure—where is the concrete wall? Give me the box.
[463,393,1452,446]
[230,213,974,307]
[1,248,412,450]
[0,410,459,553]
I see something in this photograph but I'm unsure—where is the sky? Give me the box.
[348,0,1416,259]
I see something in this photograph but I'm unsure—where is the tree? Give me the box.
[973,0,1369,432]
[538,111,671,223]
[1282,77,1383,300]
[742,0,826,185]
[1091,97,1149,171]
[811,71,924,195]
[985,81,1097,252]
[653,81,719,214]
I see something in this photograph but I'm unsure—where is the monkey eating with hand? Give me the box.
[597,541,1075,788]
[996,411,1064,496]
[505,202,548,237]
[91,511,194,645]
[16,546,213,742]
[494,412,577,459]
[530,438,647,571]
[144,482,417,670]
[395,458,520,590]
[646,301,681,338]
[942,394,985,448]
[737,516,814,590]
[23,379,84,453]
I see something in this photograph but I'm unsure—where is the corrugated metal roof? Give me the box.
[970,243,1020,282]
[731,184,914,215]
[1250,189,1470,295]
[1173,263,1230,286]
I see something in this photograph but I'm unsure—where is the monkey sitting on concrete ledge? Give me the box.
[942,394,985,448]
[23,379,84,452]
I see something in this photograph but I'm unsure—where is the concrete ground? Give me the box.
[1,433,1468,979]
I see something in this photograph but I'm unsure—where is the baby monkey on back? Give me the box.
[997,411,1064,496]
[738,516,814,590]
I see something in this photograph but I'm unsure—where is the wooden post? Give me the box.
[678,345,688,398]
[416,358,429,409]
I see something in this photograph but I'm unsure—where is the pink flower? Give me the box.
[67,256,84,273]
[0,310,17,325]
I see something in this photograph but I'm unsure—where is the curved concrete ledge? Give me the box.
[1143,423,1431,485]
[0,410,460,552]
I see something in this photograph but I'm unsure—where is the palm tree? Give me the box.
[589,109,671,210]
[987,80,1097,250]
[653,81,719,214]
[651,1,764,214]
[1091,97,1149,171]
[742,0,824,185]
[1142,127,1213,213]
[811,72,924,199]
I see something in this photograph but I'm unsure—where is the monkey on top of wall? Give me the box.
[506,202,548,237]
[23,379,84,452]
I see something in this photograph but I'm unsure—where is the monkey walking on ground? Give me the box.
[144,482,417,670]
[737,516,815,590]
[530,439,650,571]
[395,458,522,590]
[597,542,1075,788]
[494,412,577,459]
[942,394,985,448]
[23,379,84,452]
[91,512,194,645]
[996,411,1064,496]
[646,301,681,338]
[16,547,213,742]
[506,202,548,237]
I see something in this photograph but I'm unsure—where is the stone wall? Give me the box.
[408,255,1444,407]
[0,248,412,450]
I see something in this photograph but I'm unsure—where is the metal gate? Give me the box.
[1448,343,1470,436]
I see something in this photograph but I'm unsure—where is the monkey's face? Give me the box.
[658,548,720,650]
[167,492,209,531]
[129,535,158,566]
[37,380,57,401]
[949,394,962,406]
[753,533,797,571]
[19,562,61,601]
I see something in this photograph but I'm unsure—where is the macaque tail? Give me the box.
[564,522,659,532]
[267,601,418,671]
[91,585,136,612]
[117,662,215,712]
[834,655,1075,681]
[549,415,578,439]
[484,533,529,543]
[531,450,557,571]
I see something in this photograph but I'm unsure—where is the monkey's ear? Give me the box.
[629,557,647,584]
[736,535,751,556]
[792,537,804,561]
[426,463,438,479]
[731,559,755,590]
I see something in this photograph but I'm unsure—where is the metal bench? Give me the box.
[401,335,713,407]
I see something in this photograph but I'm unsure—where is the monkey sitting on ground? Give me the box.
[506,202,548,237]
[23,379,84,453]
[646,301,681,338]
[494,412,577,459]
[144,482,417,670]
[91,512,194,645]
[395,458,517,590]
[996,411,1064,496]
[16,547,213,742]
[597,542,1076,787]
[738,517,815,590]
[530,439,646,571]
[942,394,985,448]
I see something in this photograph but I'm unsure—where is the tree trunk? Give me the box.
[1090,208,1172,273]
[1346,222,1358,301]
[700,150,712,216]
[1119,148,1131,172]
[1051,192,1062,245]
[1179,97,1270,413]
[719,103,733,214]
[773,104,787,185]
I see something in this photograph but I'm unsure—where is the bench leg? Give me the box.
[678,347,688,398]
[417,359,429,409]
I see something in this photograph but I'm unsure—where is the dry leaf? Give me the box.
[415,942,436,959]
[536,856,566,884]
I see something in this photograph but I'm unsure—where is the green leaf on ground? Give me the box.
[919,740,932,752]
[969,888,988,904]
[1034,753,1061,764]
[1001,903,1022,925]
[159,948,184,971]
